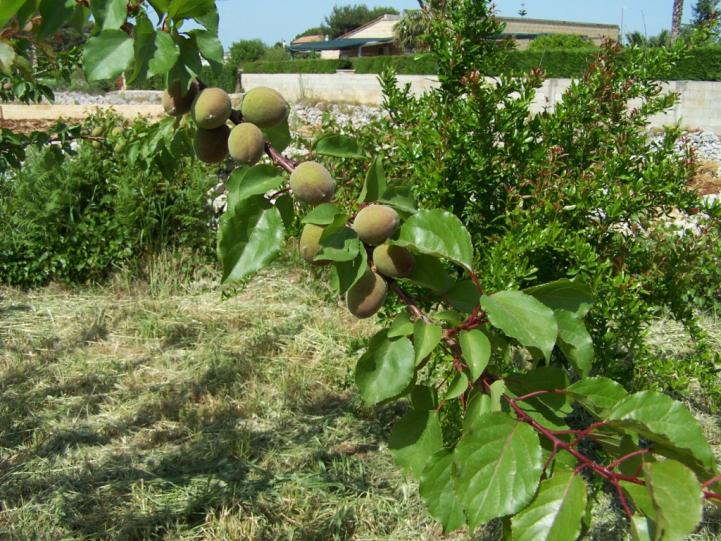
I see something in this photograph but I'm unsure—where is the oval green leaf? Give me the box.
[398,209,474,272]
[512,470,588,541]
[217,196,285,285]
[420,449,467,534]
[313,134,365,159]
[355,332,415,405]
[608,391,716,473]
[454,412,543,527]
[458,329,491,381]
[389,409,444,479]
[481,290,558,362]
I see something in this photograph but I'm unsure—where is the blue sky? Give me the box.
[214,0,696,47]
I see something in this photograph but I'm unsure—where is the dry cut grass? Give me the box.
[1,255,720,540]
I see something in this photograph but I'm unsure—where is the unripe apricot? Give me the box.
[241,87,289,129]
[162,80,198,117]
[346,271,388,319]
[352,205,400,246]
[290,161,336,205]
[192,87,232,129]
[373,244,415,278]
[228,122,265,165]
[299,224,328,264]
[193,125,230,163]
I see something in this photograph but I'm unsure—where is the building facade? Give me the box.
[288,13,620,58]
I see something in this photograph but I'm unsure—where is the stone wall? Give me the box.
[241,73,721,133]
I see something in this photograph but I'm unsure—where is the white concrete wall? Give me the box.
[241,73,721,133]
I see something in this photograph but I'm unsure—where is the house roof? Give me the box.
[338,13,400,39]
[288,37,394,52]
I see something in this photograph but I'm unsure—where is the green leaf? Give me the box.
[302,203,340,225]
[489,380,506,412]
[378,185,418,214]
[389,409,444,479]
[481,290,558,361]
[398,209,474,272]
[334,250,368,295]
[359,156,387,203]
[388,312,414,338]
[192,29,223,64]
[316,222,359,263]
[168,0,215,19]
[217,196,285,285]
[454,412,543,527]
[262,118,291,153]
[555,309,594,377]
[411,385,438,411]
[445,372,469,400]
[313,134,364,159]
[567,377,628,418]
[419,449,466,533]
[148,31,180,78]
[408,254,454,294]
[446,280,480,313]
[644,460,702,541]
[506,368,571,430]
[0,41,16,76]
[355,331,415,405]
[0,0,25,29]
[38,0,75,38]
[458,329,491,381]
[226,165,285,209]
[435,310,463,327]
[464,393,493,433]
[512,470,588,541]
[83,30,134,81]
[275,193,294,230]
[194,4,218,32]
[128,15,155,83]
[413,320,442,365]
[631,516,653,541]
[100,0,127,30]
[524,279,593,318]
[607,391,716,473]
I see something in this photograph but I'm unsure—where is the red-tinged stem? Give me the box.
[607,449,650,471]
[387,280,433,324]
[703,474,721,488]
[266,143,296,175]
[513,389,568,402]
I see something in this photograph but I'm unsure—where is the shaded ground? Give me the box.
[1,257,720,540]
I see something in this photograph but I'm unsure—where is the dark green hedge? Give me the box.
[240,47,721,81]
[352,55,437,75]
[668,46,721,80]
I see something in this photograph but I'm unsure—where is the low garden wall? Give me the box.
[241,73,721,133]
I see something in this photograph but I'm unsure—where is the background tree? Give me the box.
[693,0,720,25]
[672,0,685,38]
[323,4,399,38]
[294,26,329,40]
[228,39,267,65]
[393,9,429,51]
[625,29,673,47]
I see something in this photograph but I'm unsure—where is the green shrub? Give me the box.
[240,47,721,80]
[527,34,597,51]
[0,115,217,287]
[333,10,721,401]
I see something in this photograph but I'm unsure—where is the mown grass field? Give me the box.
[1,255,721,540]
